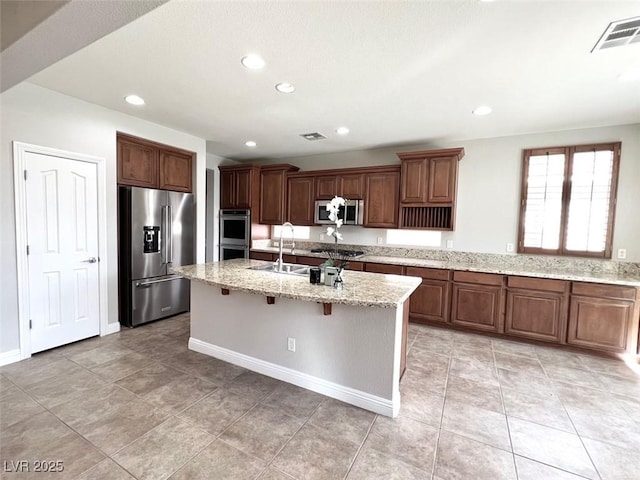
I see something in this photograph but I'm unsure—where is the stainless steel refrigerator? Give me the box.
[118,186,195,327]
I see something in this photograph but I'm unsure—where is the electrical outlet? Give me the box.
[617,248,627,260]
[287,337,296,352]
[377,237,383,245]
[446,240,454,249]
[506,243,514,253]
[319,234,324,241]
[274,241,279,247]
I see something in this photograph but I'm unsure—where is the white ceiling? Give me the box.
[25,0,640,161]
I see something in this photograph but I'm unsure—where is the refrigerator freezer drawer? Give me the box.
[131,275,190,326]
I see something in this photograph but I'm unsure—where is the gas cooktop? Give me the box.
[310,248,365,258]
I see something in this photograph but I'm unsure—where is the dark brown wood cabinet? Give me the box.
[117,133,194,192]
[315,176,337,199]
[364,169,400,228]
[293,255,326,267]
[118,138,158,188]
[364,262,404,275]
[427,155,457,203]
[451,271,505,333]
[287,176,315,225]
[505,277,569,343]
[397,148,464,230]
[249,251,275,261]
[567,283,639,353]
[406,266,452,324]
[159,149,193,192]
[219,166,259,209]
[339,174,365,199]
[400,158,428,203]
[259,164,299,225]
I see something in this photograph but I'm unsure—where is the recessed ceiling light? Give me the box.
[124,94,145,106]
[245,141,257,148]
[618,66,640,82]
[275,82,295,93]
[336,127,350,135]
[241,55,265,70]
[472,105,492,116]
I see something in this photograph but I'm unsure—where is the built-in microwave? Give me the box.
[314,199,364,225]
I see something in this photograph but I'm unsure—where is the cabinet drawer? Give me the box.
[453,271,504,286]
[365,263,404,275]
[346,261,364,271]
[249,251,274,261]
[572,282,637,300]
[294,255,326,267]
[508,276,568,293]
[406,266,451,281]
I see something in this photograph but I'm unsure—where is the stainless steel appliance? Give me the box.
[219,209,250,260]
[118,186,194,327]
[314,199,364,225]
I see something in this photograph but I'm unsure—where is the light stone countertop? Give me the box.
[171,259,422,308]
[252,247,640,287]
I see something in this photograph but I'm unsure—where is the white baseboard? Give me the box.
[189,337,397,417]
[103,322,121,336]
[0,349,21,367]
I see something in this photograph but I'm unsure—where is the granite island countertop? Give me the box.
[251,247,640,287]
[171,259,422,308]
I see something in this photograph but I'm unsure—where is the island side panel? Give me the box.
[189,282,401,414]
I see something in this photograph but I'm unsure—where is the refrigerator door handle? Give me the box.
[168,205,173,263]
[135,275,184,288]
[161,205,168,264]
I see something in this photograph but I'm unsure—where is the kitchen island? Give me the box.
[171,259,421,417]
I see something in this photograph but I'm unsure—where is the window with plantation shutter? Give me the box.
[518,142,620,258]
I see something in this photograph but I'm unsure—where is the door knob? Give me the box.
[82,257,98,263]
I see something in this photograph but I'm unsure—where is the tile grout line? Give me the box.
[340,411,377,480]
[431,340,454,480]
[490,337,518,479]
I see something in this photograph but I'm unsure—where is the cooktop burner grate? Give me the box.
[310,248,365,258]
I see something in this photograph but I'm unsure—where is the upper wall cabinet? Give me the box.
[159,149,193,192]
[259,164,300,225]
[315,175,338,199]
[117,133,194,193]
[339,174,365,199]
[397,147,464,230]
[287,175,315,225]
[219,165,260,210]
[364,168,400,228]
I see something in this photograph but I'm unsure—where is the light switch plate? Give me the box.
[617,248,627,259]
[287,337,296,352]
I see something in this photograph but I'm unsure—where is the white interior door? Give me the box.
[25,151,100,353]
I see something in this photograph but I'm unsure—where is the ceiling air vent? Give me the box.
[593,16,640,51]
[299,132,326,141]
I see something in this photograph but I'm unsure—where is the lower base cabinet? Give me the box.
[505,277,569,344]
[567,283,639,353]
[406,267,451,324]
[451,271,505,333]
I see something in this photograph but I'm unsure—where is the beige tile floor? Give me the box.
[1,314,640,479]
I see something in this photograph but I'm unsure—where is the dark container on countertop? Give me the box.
[309,267,321,284]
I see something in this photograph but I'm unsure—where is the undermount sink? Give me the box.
[248,262,311,277]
